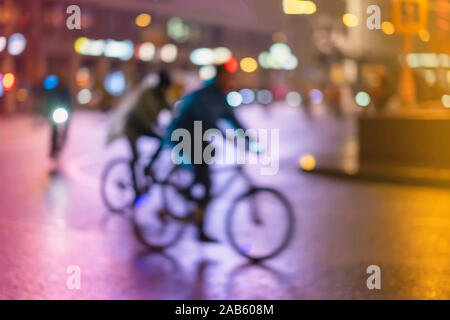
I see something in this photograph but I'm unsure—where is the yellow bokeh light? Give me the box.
[419,29,430,42]
[343,13,359,27]
[74,37,88,54]
[283,0,316,15]
[381,21,395,35]
[299,154,316,171]
[240,57,258,73]
[136,13,151,27]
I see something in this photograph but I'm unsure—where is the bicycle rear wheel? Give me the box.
[161,166,197,219]
[226,187,295,262]
[101,158,141,213]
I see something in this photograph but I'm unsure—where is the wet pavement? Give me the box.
[1,104,450,299]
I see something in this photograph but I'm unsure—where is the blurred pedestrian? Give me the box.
[40,73,72,158]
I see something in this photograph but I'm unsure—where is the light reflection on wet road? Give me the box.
[1,104,450,299]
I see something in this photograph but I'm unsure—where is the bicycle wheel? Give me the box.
[161,166,197,219]
[132,183,186,250]
[226,187,295,261]
[101,158,141,213]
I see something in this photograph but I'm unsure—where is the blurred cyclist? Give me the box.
[124,70,172,199]
[166,64,249,242]
[40,74,72,159]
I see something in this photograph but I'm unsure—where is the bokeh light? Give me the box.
[76,68,90,87]
[286,91,302,107]
[2,73,16,91]
[257,89,273,105]
[213,47,232,65]
[0,37,6,52]
[442,95,450,108]
[343,13,359,27]
[283,0,317,15]
[225,57,239,73]
[74,37,89,54]
[259,43,298,70]
[16,88,28,102]
[190,48,214,66]
[160,44,178,63]
[240,57,258,73]
[137,42,156,62]
[283,55,298,70]
[419,29,430,42]
[44,75,59,90]
[309,89,323,104]
[52,107,69,124]
[239,89,255,104]
[355,91,371,107]
[135,13,151,27]
[0,75,3,97]
[299,154,316,171]
[199,66,217,81]
[258,52,271,69]
[167,17,190,43]
[381,22,395,35]
[104,71,126,96]
[77,89,93,105]
[8,33,26,56]
[104,39,134,61]
[227,91,243,107]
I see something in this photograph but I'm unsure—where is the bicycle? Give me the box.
[132,160,295,262]
[100,138,164,213]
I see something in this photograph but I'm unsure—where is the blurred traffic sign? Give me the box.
[393,0,428,34]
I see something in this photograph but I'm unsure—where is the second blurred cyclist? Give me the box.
[124,70,172,199]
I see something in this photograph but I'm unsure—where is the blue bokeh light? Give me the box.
[0,74,3,97]
[44,75,59,90]
[104,71,126,96]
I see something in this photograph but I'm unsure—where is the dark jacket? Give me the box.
[166,80,245,142]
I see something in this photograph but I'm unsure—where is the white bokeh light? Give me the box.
[138,42,156,62]
[160,44,178,63]
[77,89,92,105]
[227,91,243,107]
[286,91,302,107]
[8,33,26,56]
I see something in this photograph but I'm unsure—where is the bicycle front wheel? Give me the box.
[226,187,295,262]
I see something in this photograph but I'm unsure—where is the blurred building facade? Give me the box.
[0,0,448,114]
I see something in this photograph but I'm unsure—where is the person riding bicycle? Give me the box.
[40,74,72,159]
[166,64,249,242]
[124,70,173,199]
